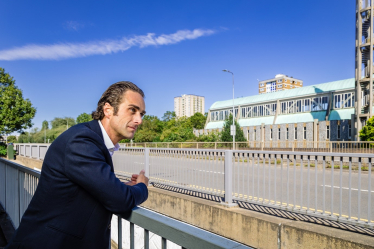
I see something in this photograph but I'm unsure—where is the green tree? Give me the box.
[76,112,93,124]
[42,120,49,130]
[17,132,29,143]
[0,68,36,134]
[0,142,6,156]
[7,135,17,143]
[51,117,76,129]
[188,112,206,129]
[220,114,246,142]
[160,116,195,142]
[197,131,220,142]
[133,115,164,142]
[360,116,374,141]
[162,111,176,122]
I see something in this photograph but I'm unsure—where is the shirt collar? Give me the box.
[98,120,120,156]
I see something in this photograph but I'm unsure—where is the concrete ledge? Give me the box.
[141,187,374,249]
[281,221,374,249]
[12,156,42,170]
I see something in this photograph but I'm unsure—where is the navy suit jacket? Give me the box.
[6,120,148,249]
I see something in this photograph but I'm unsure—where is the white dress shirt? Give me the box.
[98,120,120,157]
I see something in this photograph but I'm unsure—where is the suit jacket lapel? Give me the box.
[87,120,114,170]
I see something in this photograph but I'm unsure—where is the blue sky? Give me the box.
[1,0,355,131]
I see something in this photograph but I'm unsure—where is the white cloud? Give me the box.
[0,29,215,61]
[63,21,85,31]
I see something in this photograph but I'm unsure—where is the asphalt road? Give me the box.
[112,152,374,223]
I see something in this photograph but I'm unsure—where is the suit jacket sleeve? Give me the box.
[63,133,148,214]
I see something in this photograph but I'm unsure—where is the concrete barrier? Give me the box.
[142,187,374,249]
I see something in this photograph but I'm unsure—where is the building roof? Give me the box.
[210,78,355,110]
[328,108,355,121]
[205,121,225,129]
[238,116,274,126]
[275,111,326,124]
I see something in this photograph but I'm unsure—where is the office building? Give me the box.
[258,74,303,94]
[174,94,205,118]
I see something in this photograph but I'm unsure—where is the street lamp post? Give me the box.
[222,69,235,150]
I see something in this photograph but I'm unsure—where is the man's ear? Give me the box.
[103,103,113,119]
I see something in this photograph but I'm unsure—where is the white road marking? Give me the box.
[198,169,224,174]
[323,185,374,193]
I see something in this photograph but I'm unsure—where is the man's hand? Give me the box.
[125,170,149,187]
[136,170,149,186]
[125,174,139,186]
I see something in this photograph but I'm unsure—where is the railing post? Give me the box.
[144,148,150,178]
[118,217,122,249]
[222,150,237,207]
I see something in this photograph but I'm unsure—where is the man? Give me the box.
[6,82,149,249]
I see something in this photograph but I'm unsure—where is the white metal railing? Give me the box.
[0,159,39,228]
[113,148,374,229]
[118,141,374,154]
[11,144,374,228]
[14,143,51,160]
[15,141,374,154]
[0,158,251,249]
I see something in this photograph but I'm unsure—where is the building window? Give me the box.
[326,125,330,139]
[277,79,282,83]
[278,128,281,140]
[303,127,307,140]
[348,124,351,138]
[270,128,273,140]
[284,79,288,82]
[337,124,341,139]
[260,83,264,87]
[286,128,289,140]
[334,94,341,108]
[260,88,264,92]
[295,127,297,140]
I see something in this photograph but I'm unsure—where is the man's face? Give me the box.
[105,90,146,142]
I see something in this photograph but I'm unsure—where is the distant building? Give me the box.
[197,78,357,143]
[258,74,303,94]
[174,94,205,118]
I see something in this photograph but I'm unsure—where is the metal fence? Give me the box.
[15,141,374,154]
[10,144,374,228]
[0,158,251,249]
[113,148,374,229]
[119,141,374,153]
[15,143,51,160]
[0,159,39,228]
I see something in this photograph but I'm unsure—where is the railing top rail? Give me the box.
[120,207,252,249]
[120,147,226,153]
[14,143,51,146]
[120,147,374,158]
[0,158,41,178]
[119,141,374,144]
[232,150,374,158]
